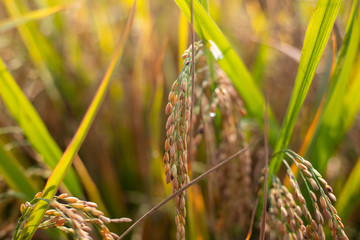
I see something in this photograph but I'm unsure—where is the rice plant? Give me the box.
[0,0,359,239]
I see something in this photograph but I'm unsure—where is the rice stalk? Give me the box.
[164,42,254,238]
[163,43,202,240]
[193,48,253,237]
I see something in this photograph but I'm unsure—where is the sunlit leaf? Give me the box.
[0,141,39,200]
[269,0,342,176]
[336,58,360,220]
[16,1,136,238]
[0,4,70,32]
[0,58,82,196]
[307,0,360,173]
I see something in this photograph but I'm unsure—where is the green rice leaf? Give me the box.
[337,157,360,219]
[0,58,82,196]
[0,4,70,32]
[335,58,360,221]
[269,0,342,175]
[306,0,360,173]
[0,141,39,200]
[3,0,66,104]
[16,1,136,238]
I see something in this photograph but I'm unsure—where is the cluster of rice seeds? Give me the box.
[164,42,252,237]
[187,44,213,160]
[290,157,348,240]
[187,47,212,159]
[269,177,306,240]
[210,68,252,234]
[182,48,252,236]
[19,192,131,240]
[164,44,201,240]
[285,170,326,240]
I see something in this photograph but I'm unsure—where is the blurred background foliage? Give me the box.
[0,0,359,239]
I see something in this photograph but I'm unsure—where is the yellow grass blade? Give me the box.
[0,4,71,32]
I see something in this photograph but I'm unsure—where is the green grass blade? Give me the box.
[0,141,39,200]
[3,0,66,104]
[199,0,209,11]
[337,156,360,219]
[173,0,279,145]
[343,59,360,130]
[269,0,342,175]
[17,2,136,238]
[88,1,116,57]
[0,4,70,32]
[178,12,189,72]
[330,56,360,221]
[306,0,360,173]
[0,58,82,196]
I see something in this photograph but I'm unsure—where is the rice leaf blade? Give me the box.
[17,2,136,238]
[3,0,65,104]
[0,58,83,196]
[269,0,342,175]
[0,141,39,200]
[337,157,360,219]
[307,0,360,173]
[178,12,189,72]
[0,4,70,32]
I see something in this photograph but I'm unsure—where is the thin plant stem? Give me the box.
[260,98,269,240]
[246,197,259,240]
[188,0,195,164]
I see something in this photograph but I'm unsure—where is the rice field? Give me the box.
[0,0,360,239]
